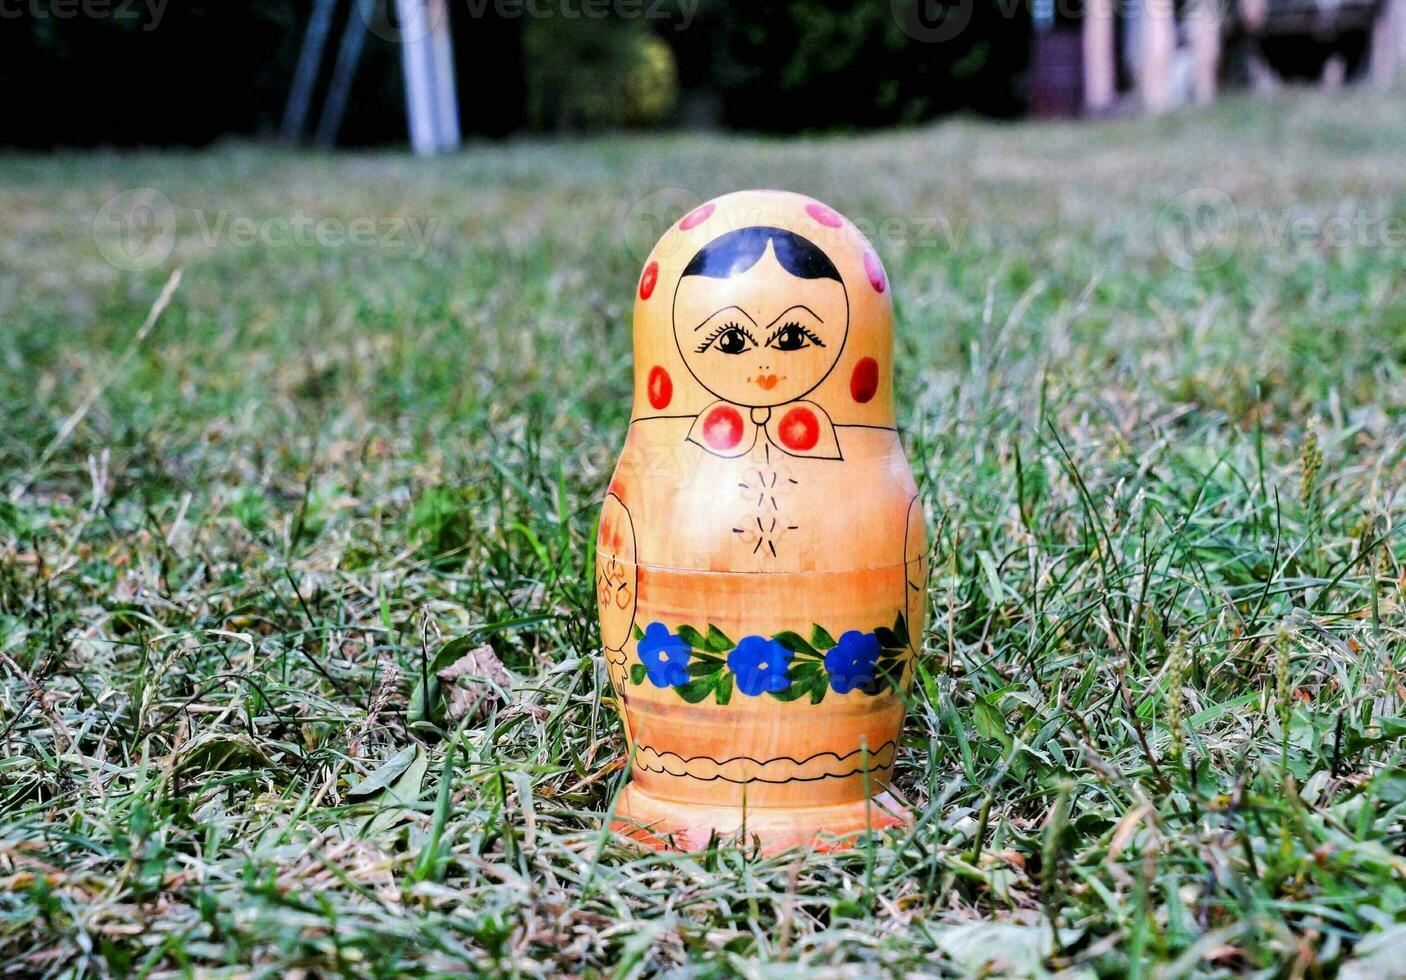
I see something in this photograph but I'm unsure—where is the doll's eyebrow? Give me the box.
[762,305,823,329]
[693,306,758,331]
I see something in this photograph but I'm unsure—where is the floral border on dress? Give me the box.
[626,613,912,705]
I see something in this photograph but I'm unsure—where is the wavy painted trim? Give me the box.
[632,740,897,785]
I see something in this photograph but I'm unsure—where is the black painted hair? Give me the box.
[681,226,842,283]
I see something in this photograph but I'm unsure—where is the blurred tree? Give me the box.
[523,18,679,129]
[0,0,1028,147]
[0,1,303,147]
[448,2,526,139]
[669,0,1030,131]
[624,34,682,125]
[0,0,421,147]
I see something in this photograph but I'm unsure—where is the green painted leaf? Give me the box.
[632,623,645,642]
[676,625,708,649]
[676,675,717,704]
[705,625,734,652]
[810,624,837,650]
[714,673,733,705]
[773,631,817,656]
[809,677,827,704]
[768,683,807,702]
[876,662,904,694]
[874,627,901,649]
[892,612,910,647]
[629,663,647,686]
[687,658,724,677]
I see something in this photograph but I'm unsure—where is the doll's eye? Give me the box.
[768,322,824,352]
[717,328,750,354]
[698,323,756,355]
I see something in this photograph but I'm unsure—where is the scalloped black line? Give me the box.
[632,761,895,784]
[635,740,898,769]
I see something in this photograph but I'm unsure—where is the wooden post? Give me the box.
[397,0,460,156]
[282,0,338,142]
[1321,54,1346,91]
[316,0,374,148]
[1139,0,1177,112]
[428,0,462,152]
[397,0,439,155]
[1083,0,1117,112]
[1188,0,1221,105]
[1371,0,1405,89]
[1141,0,1175,111]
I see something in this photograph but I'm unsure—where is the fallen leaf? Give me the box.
[360,744,428,836]
[346,744,418,799]
[1340,925,1406,980]
[437,643,514,722]
[930,921,1082,976]
[1106,803,1153,864]
[173,732,273,776]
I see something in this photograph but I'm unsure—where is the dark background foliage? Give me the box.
[2,0,1030,147]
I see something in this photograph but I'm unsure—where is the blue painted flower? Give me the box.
[637,622,692,688]
[728,635,793,696]
[825,630,881,694]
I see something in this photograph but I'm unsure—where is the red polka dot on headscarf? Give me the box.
[806,202,843,228]
[850,357,879,403]
[680,203,715,231]
[864,250,887,293]
[639,261,658,300]
[646,366,672,409]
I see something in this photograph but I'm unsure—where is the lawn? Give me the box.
[2,88,1405,976]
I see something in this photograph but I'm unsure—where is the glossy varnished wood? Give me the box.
[597,190,927,854]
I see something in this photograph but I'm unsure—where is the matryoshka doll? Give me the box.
[597,190,927,853]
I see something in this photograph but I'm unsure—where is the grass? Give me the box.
[2,87,1405,976]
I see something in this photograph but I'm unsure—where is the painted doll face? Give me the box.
[673,233,849,408]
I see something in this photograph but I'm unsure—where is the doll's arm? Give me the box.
[597,491,638,666]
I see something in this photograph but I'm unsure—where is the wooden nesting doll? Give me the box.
[597,190,927,853]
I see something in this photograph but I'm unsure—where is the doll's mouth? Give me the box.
[753,374,783,390]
